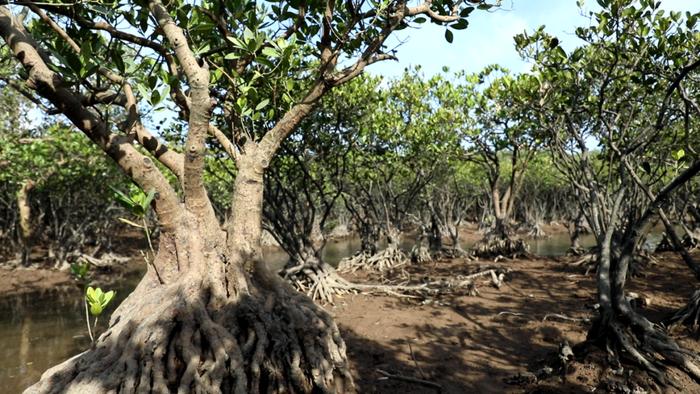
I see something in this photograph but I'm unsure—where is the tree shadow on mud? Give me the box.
[339,258,597,393]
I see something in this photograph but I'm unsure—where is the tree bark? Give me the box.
[17,179,34,266]
[26,182,355,393]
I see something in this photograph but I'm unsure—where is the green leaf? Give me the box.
[110,186,137,210]
[445,29,454,44]
[136,83,151,101]
[102,290,116,308]
[451,19,469,30]
[86,287,98,304]
[243,27,255,43]
[460,6,474,17]
[672,149,685,161]
[142,189,156,211]
[261,47,279,58]
[255,99,270,111]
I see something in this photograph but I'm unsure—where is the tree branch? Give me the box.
[150,0,214,219]
[0,6,181,229]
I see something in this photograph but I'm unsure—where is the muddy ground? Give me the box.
[2,231,699,393]
[333,252,700,393]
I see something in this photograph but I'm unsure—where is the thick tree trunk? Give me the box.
[26,167,355,394]
[492,216,508,239]
[428,214,443,252]
[410,223,433,264]
[357,221,380,256]
[474,215,529,258]
[568,212,586,255]
[578,165,700,385]
[579,243,700,385]
[17,180,34,266]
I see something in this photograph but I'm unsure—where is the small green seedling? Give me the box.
[110,184,156,220]
[110,185,159,280]
[70,261,90,283]
[110,185,155,240]
[84,286,116,344]
[86,286,115,316]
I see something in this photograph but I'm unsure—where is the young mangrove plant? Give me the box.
[84,286,116,344]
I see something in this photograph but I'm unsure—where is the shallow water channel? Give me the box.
[1,232,603,392]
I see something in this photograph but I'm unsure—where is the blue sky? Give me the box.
[367,0,700,78]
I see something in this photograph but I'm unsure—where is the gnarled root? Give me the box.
[26,268,354,394]
[281,261,357,304]
[578,311,700,386]
[656,232,699,252]
[683,232,700,250]
[410,245,432,264]
[473,236,530,259]
[667,289,700,333]
[419,268,510,297]
[571,253,598,275]
[527,223,547,239]
[429,246,471,261]
[337,247,407,273]
[282,260,436,303]
[655,233,677,252]
[566,245,587,256]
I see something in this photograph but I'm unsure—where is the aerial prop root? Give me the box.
[667,289,700,333]
[288,261,509,303]
[337,247,408,273]
[286,261,431,302]
[473,236,530,259]
[578,312,700,387]
[527,223,548,239]
[410,244,432,264]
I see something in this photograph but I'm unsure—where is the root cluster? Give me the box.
[583,313,700,386]
[656,232,699,252]
[27,271,355,394]
[571,253,598,275]
[667,289,700,333]
[473,236,530,259]
[526,223,547,239]
[337,247,407,273]
[428,246,471,261]
[282,262,357,304]
[409,245,432,264]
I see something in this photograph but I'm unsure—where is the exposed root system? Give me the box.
[473,236,530,259]
[26,267,355,393]
[571,253,598,275]
[580,311,700,386]
[337,247,407,273]
[410,245,432,264]
[431,246,471,261]
[287,258,510,304]
[283,260,447,303]
[667,289,700,333]
[527,223,547,239]
[282,261,357,304]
